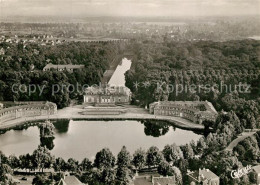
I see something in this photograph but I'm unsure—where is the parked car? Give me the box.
[20,177,27,181]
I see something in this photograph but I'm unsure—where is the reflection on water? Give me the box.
[0,126,40,157]
[53,119,70,133]
[0,120,201,161]
[141,120,170,137]
[40,137,55,150]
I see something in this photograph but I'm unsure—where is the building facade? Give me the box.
[82,106,127,115]
[149,101,217,124]
[133,174,176,185]
[84,86,131,106]
[0,101,57,124]
[187,168,220,185]
[58,175,84,185]
[252,165,260,185]
[43,63,84,72]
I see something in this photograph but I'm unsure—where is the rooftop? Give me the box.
[153,176,176,185]
[85,86,131,96]
[134,177,152,185]
[200,169,218,180]
[253,165,260,174]
[188,168,219,182]
[152,101,217,115]
[43,63,84,70]
[133,175,176,185]
[58,176,84,185]
[0,101,56,115]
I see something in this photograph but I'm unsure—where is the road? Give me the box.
[225,132,256,151]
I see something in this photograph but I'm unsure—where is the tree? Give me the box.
[208,152,243,184]
[214,111,243,135]
[181,144,194,160]
[8,155,20,169]
[197,137,207,153]
[80,158,92,172]
[0,152,8,164]
[0,163,13,184]
[146,146,164,168]
[158,160,173,176]
[94,148,115,169]
[99,168,115,185]
[176,158,189,176]
[53,157,66,172]
[19,154,34,172]
[66,158,79,173]
[117,146,131,168]
[172,166,183,185]
[32,146,54,172]
[116,167,131,185]
[132,148,146,170]
[32,175,52,185]
[162,144,183,164]
[39,121,55,138]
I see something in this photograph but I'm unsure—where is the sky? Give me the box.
[0,0,260,18]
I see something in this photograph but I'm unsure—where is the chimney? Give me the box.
[198,168,201,182]
[135,170,138,177]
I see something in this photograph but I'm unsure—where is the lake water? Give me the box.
[0,120,201,161]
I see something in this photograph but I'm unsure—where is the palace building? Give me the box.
[0,101,57,124]
[43,63,84,72]
[252,165,260,185]
[149,101,217,124]
[83,85,131,106]
[187,168,220,185]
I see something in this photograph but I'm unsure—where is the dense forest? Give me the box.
[0,38,260,184]
[126,39,260,129]
[0,42,125,108]
[122,39,260,183]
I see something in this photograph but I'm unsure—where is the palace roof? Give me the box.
[0,101,56,115]
[151,101,217,115]
[43,63,84,70]
[85,86,131,96]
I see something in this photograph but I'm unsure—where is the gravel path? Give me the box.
[225,132,256,151]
